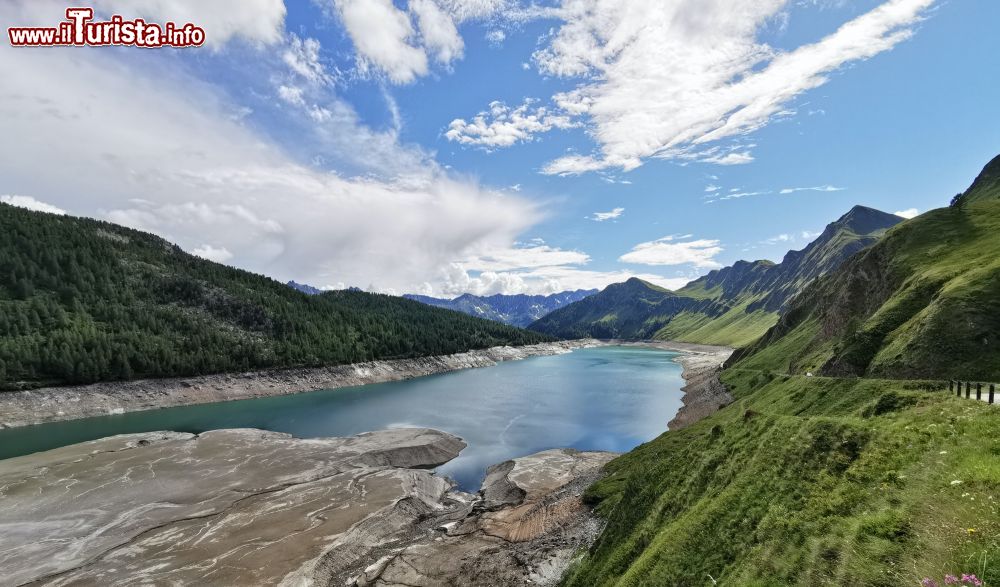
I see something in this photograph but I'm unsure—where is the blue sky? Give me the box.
[1,0,998,296]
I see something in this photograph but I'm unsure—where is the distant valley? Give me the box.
[529,205,903,347]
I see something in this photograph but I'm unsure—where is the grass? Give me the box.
[562,370,1000,586]
[736,199,1000,380]
[655,299,778,348]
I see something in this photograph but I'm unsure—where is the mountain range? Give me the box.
[530,205,903,346]
[403,290,598,327]
[730,153,1000,380]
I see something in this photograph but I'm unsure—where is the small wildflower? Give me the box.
[945,576,959,585]
[922,578,939,587]
[967,528,976,534]
[951,480,963,485]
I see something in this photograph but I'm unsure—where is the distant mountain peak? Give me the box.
[403,289,598,327]
[831,205,902,235]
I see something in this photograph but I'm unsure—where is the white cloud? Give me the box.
[800,229,822,240]
[331,0,509,84]
[485,29,506,45]
[437,263,693,296]
[465,0,935,174]
[894,207,919,219]
[192,244,235,263]
[0,195,66,215]
[460,245,590,272]
[762,233,793,245]
[282,34,331,84]
[619,236,723,268]
[590,207,624,222]
[410,0,464,64]
[779,184,845,194]
[445,99,577,149]
[335,0,429,84]
[704,184,721,193]
[0,5,543,298]
[277,84,306,106]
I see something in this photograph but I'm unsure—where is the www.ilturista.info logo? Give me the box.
[8,8,205,48]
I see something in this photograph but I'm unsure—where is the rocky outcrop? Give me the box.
[0,340,602,428]
[348,448,617,587]
[0,428,614,587]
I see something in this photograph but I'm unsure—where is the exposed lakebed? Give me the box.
[0,346,684,489]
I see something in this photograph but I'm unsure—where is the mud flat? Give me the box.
[0,427,614,587]
[0,340,602,428]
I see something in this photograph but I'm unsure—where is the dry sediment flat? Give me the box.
[0,428,615,587]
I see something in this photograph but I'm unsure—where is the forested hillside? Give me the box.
[0,204,551,389]
[530,206,900,346]
[730,154,1000,380]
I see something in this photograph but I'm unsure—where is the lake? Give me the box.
[0,345,685,490]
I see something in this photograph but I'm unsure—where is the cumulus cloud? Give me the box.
[894,207,919,219]
[331,0,504,84]
[0,3,543,297]
[0,195,66,215]
[336,0,429,84]
[619,235,723,268]
[446,0,933,173]
[192,244,235,263]
[445,99,577,149]
[590,207,624,222]
[410,0,464,64]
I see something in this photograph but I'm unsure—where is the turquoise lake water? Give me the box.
[0,346,685,490]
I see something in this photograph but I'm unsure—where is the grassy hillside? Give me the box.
[0,203,551,389]
[730,156,1000,381]
[562,156,1000,587]
[562,370,999,586]
[525,278,711,340]
[531,206,900,346]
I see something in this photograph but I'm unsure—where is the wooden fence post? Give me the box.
[966,382,971,399]
[977,383,982,401]
[990,384,995,405]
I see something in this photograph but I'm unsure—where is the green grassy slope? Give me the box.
[531,207,900,346]
[730,156,1000,381]
[563,371,1000,586]
[562,157,1000,587]
[0,203,551,389]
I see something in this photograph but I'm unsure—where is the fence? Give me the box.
[948,380,996,404]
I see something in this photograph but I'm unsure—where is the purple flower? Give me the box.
[945,576,960,585]
[921,579,939,587]
[961,574,983,587]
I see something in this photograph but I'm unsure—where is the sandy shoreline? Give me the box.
[0,338,732,430]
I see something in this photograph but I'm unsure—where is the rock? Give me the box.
[351,448,617,587]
